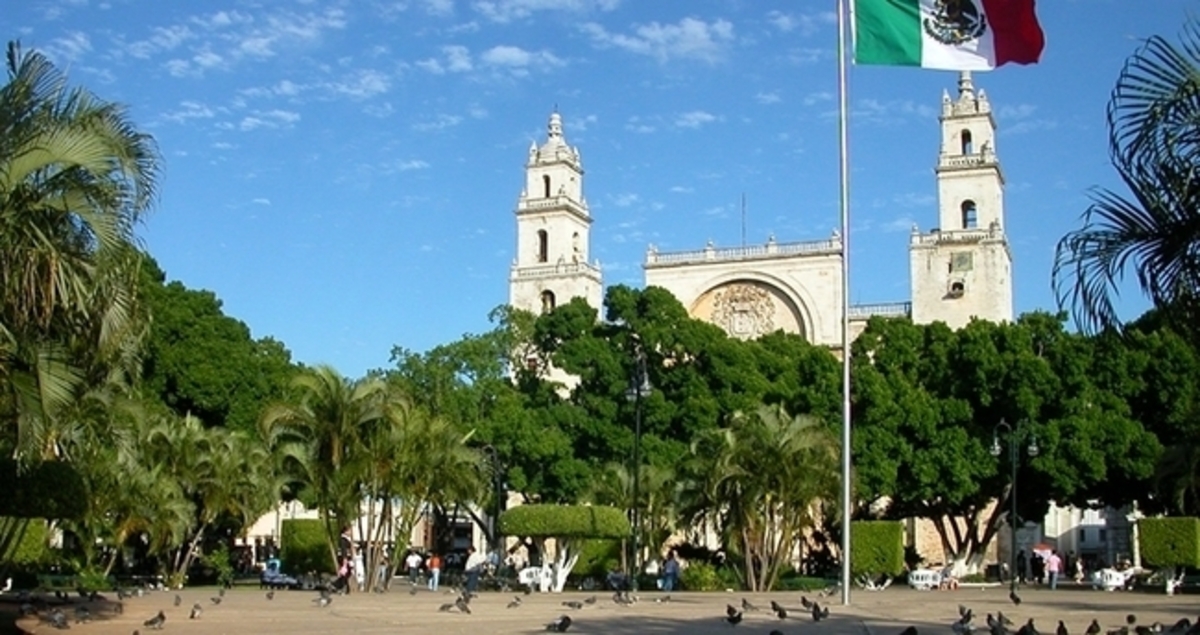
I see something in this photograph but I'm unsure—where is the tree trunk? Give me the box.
[176,523,208,577]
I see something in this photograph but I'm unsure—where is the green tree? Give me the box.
[1053,19,1200,339]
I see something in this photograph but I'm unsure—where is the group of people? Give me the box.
[331,525,491,595]
[1015,549,1084,590]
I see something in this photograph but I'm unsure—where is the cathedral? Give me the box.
[509,71,1013,347]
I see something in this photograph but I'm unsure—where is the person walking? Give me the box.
[1046,550,1063,590]
[1015,549,1027,585]
[427,553,442,592]
[464,546,487,594]
[660,551,681,592]
[404,550,423,586]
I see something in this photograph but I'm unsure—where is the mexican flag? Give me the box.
[854,0,1044,70]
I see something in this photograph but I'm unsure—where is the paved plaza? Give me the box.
[10,584,1200,635]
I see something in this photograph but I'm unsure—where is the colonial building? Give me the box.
[508,71,1013,348]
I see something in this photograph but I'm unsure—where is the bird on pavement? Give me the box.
[455,595,472,614]
[562,600,583,610]
[507,596,522,609]
[1087,620,1102,635]
[1017,618,1040,635]
[546,614,573,632]
[173,594,181,607]
[812,602,830,622]
[800,596,814,610]
[189,603,202,620]
[1169,620,1192,633]
[314,596,331,608]
[143,610,166,630]
[726,604,740,618]
[266,590,275,600]
[741,598,759,612]
[1058,620,1069,635]
[770,600,788,620]
[584,595,597,605]
[1009,590,1022,606]
[726,610,744,626]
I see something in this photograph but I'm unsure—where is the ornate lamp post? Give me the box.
[991,419,1038,596]
[624,337,652,592]
[482,445,506,560]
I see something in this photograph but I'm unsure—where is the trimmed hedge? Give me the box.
[0,460,87,520]
[281,519,332,575]
[850,520,904,577]
[1139,517,1200,568]
[498,505,629,539]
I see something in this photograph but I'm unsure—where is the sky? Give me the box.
[9,0,1194,378]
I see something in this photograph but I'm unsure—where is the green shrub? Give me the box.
[849,520,904,577]
[0,460,87,520]
[2,518,49,565]
[1139,517,1200,568]
[498,505,629,539]
[281,519,332,575]
[202,543,236,588]
[574,539,621,577]
[680,561,721,591]
[76,568,112,592]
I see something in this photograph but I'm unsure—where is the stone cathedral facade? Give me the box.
[509,72,1013,348]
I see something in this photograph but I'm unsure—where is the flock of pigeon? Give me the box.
[16,579,1200,634]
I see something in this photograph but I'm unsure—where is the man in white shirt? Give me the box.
[464,546,488,594]
[404,550,423,586]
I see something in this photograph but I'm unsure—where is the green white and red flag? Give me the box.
[853,0,1044,70]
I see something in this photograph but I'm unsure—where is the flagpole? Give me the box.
[836,0,852,607]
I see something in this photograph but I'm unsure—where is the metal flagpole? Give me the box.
[836,0,852,607]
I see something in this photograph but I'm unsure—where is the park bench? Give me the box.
[36,574,78,593]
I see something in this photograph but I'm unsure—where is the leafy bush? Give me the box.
[574,539,621,577]
[281,519,332,575]
[2,518,49,565]
[203,543,236,588]
[498,505,629,539]
[680,561,721,591]
[849,521,904,577]
[0,460,87,520]
[76,568,112,592]
[1140,517,1200,568]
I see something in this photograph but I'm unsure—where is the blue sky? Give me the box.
[10,0,1192,377]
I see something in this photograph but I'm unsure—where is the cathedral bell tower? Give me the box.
[910,71,1014,328]
[509,111,603,319]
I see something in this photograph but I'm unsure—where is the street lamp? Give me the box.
[624,337,652,593]
[991,419,1038,596]
[482,445,506,560]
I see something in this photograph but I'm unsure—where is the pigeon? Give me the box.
[438,603,456,612]
[189,603,203,620]
[584,595,598,605]
[900,628,919,635]
[48,608,69,630]
[546,614,573,632]
[1017,618,1040,635]
[726,604,740,618]
[812,602,830,622]
[143,610,166,630]
[507,596,523,609]
[562,600,584,610]
[455,595,472,614]
[1009,590,1021,606]
[219,587,226,598]
[1058,621,1069,635]
[409,586,419,596]
[314,596,331,608]
[210,596,222,605]
[999,613,1016,627]
[74,605,91,624]
[656,595,673,603]
[741,598,759,612]
[1130,616,1140,627]
[173,594,181,607]
[266,590,275,600]
[818,585,836,598]
[1169,620,1192,633]
[726,610,744,626]
[800,595,814,609]
[773,605,788,620]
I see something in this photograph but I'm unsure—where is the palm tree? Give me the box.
[0,41,159,460]
[682,404,839,591]
[1052,20,1200,337]
[260,365,386,570]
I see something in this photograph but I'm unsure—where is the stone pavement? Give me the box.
[11,583,1199,635]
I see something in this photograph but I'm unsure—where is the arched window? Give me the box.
[961,129,973,155]
[543,175,551,198]
[961,200,978,229]
[540,290,556,313]
[536,229,549,263]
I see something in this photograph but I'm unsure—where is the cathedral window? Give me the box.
[961,129,973,155]
[961,200,978,229]
[543,174,551,198]
[537,229,549,263]
[540,290,556,313]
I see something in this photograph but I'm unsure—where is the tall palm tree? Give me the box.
[260,365,386,569]
[1053,20,1200,337]
[0,41,159,460]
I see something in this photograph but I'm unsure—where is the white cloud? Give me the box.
[612,193,639,207]
[253,197,271,205]
[468,105,489,119]
[669,185,693,193]
[480,45,564,70]
[45,31,92,63]
[238,109,301,131]
[397,159,431,171]
[675,110,717,129]
[755,91,781,105]
[413,113,463,131]
[580,17,733,63]
[423,0,455,16]
[767,10,835,36]
[161,100,215,124]
[999,104,1037,119]
[444,45,474,71]
[473,0,619,23]
[332,69,391,98]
